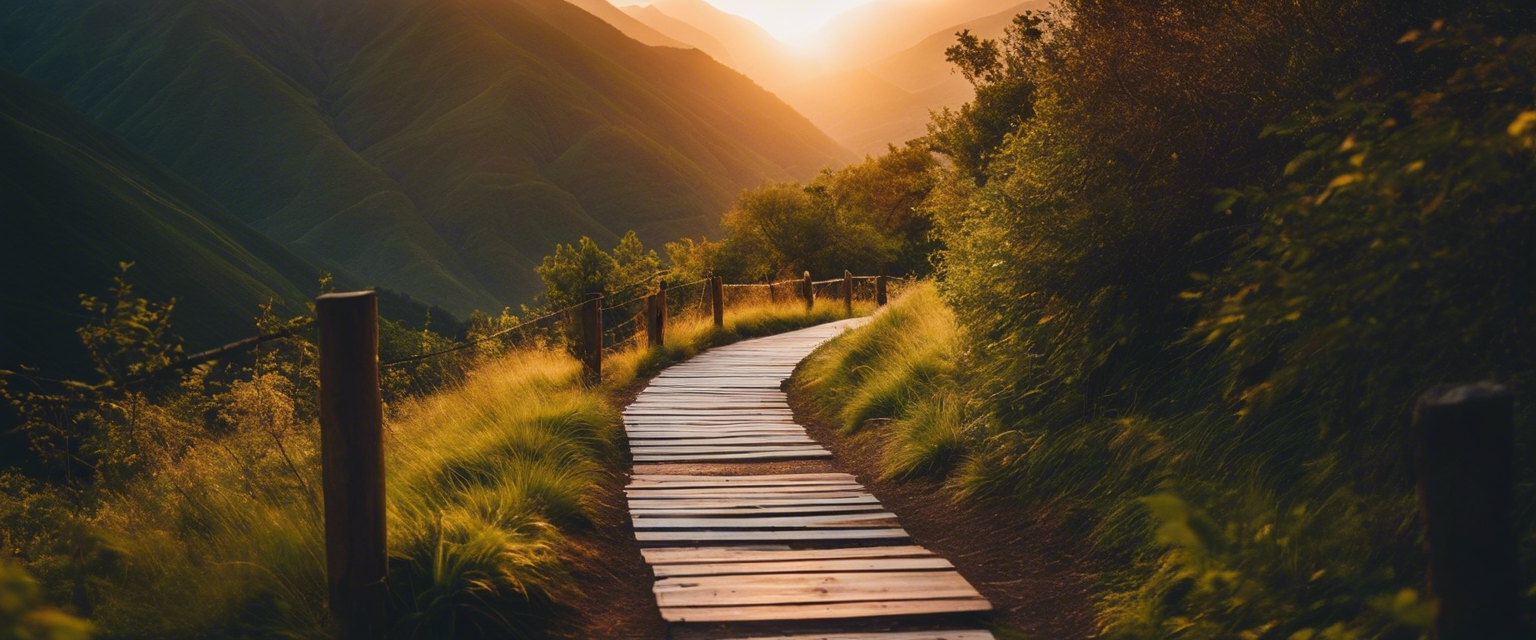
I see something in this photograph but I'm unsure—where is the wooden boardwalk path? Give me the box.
[624,320,995,640]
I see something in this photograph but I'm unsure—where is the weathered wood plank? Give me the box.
[634,451,834,462]
[630,504,888,517]
[651,556,954,577]
[626,485,866,497]
[626,496,883,509]
[635,528,909,543]
[653,571,979,607]
[632,513,900,529]
[631,473,856,483]
[628,436,818,446]
[658,598,992,623]
[641,546,936,565]
[699,631,995,640]
[628,476,856,488]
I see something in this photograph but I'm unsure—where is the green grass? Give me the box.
[797,283,1475,639]
[4,298,865,639]
[799,283,967,479]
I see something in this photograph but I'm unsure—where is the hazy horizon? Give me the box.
[608,0,877,46]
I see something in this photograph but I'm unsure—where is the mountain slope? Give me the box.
[561,0,691,47]
[0,0,851,314]
[810,0,1025,71]
[774,1,1046,154]
[637,0,810,88]
[0,70,320,374]
[621,4,735,65]
[867,1,1046,93]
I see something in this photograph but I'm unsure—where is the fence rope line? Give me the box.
[663,277,710,293]
[380,302,578,369]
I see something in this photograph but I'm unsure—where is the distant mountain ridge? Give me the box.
[612,0,1045,154]
[0,0,852,315]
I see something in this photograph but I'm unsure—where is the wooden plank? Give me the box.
[625,431,809,438]
[626,496,882,510]
[641,546,936,565]
[658,598,992,623]
[630,504,888,517]
[634,451,833,462]
[626,486,866,497]
[705,631,994,640]
[651,557,954,577]
[632,473,856,483]
[629,445,832,455]
[635,528,909,543]
[628,436,816,446]
[628,476,856,488]
[653,571,978,607]
[632,513,900,529]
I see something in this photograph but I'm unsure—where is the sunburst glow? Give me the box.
[614,0,874,46]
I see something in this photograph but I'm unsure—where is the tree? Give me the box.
[535,237,616,310]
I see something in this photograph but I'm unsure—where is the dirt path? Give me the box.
[785,385,1103,640]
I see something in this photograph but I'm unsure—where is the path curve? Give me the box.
[622,320,996,640]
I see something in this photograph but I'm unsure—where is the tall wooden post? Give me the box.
[1413,382,1519,639]
[645,290,665,348]
[315,291,387,639]
[801,271,813,311]
[876,275,889,306]
[580,294,603,382]
[711,276,725,328]
[843,270,853,314]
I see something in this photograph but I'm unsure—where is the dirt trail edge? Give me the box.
[786,373,1102,640]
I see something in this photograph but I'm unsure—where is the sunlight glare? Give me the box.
[611,0,875,47]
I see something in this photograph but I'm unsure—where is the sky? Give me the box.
[611,0,875,45]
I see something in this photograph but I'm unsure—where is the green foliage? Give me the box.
[798,3,1536,638]
[0,560,93,640]
[932,14,1045,181]
[1197,21,1536,426]
[680,143,940,281]
[536,232,663,312]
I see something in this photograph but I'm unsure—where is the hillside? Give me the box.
[807,0,1027,71]
[0,0,852,315]
[630,0,811,88]
[621,4,735,66]
[0,70,319,374]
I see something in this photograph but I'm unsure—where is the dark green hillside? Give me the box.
[0,0,852,313]
[0,70,318,375]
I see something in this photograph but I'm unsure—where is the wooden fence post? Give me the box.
[580,294,603,382]
[876,275,889,306]
[843,270,853,314]
[315,291,387,639]
[711,276,725,328]
[1413,382,1519,639]
[645,287,667,349]
[802,271,813,311]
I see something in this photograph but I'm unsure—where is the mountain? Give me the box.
[0,70,319,374]
[561,0,691,47]
[630,0,812,89]
[808,0,1026,72]
[866,2,1045,93]
[0,0,851,315]
[621,4,735,66]
[774,1,1046,154]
